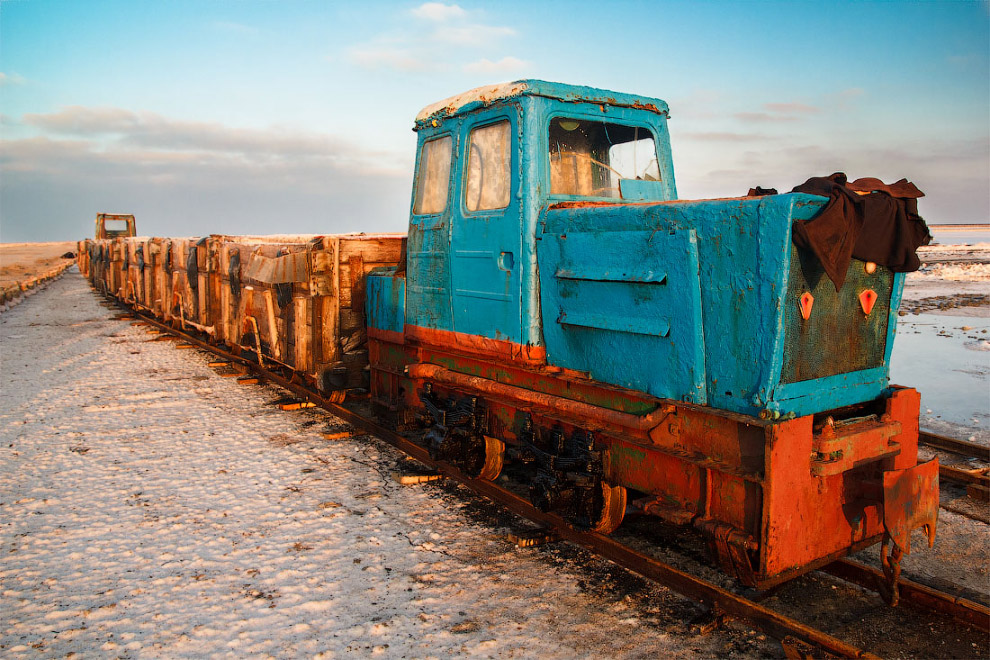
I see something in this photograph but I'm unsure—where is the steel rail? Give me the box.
[920,431,990,460]
[109,299,988,655]
[823,560,990,632]
[939,464,990,489]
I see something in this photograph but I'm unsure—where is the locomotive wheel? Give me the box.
[477,436,505,481]
[590,482,626,535]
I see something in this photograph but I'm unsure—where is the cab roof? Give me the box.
[414,80,669,129]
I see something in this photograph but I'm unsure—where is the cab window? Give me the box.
[549,118,659,198]
[413,136,452,215]
[465,121,510,211]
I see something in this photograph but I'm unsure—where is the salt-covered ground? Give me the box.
[1,271,739,658]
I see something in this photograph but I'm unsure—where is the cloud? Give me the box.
[347,4,519,74]
[0,72,27,86]
[675,132,989,226]
[410,2,467,22]
[679,131,774,143]
[734,112,799,123]
[346,46,435,73]
[829,87,865,110]
[763,102,819,115]
[21,106,369,162]
[1,109,416,241]
[10,106,410,190]
[462,56,529,75]
[433,24,516,46]
[24,106,143,134]
[730,101,820,124]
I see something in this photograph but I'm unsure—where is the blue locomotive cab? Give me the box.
[368,80,904,420]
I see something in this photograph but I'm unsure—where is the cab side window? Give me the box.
[465,121,510,212]
[413,136,453,215]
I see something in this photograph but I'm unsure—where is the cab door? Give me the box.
[450,105,522,343]
[406,129,457,332]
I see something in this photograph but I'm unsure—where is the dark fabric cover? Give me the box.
[229,250,241,298]
[276,282,292,309]
[791,172,931,290]
[275,248,292,308]
[847,177,924,199]
[186,248,198,290]
[747,186,778,196]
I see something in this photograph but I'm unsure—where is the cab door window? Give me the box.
[413,135,453,215]
[465,121,511,211]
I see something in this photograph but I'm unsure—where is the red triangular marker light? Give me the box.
[799,292,814,320]
[859,289,878,315]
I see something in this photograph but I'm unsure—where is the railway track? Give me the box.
[108,301,989,659]
[920,431,990,501]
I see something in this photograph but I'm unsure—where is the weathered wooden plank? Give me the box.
[293,297,312,374]
[391,472,443,485]
[263,289,282,360]
[339,237,404,263]
[349,255,365,312]
[279,401,316,411]
[339,308,364,334]
[322,429,357,440]
[317,238,341,366]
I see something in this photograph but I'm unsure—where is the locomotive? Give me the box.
[80,80,938,596]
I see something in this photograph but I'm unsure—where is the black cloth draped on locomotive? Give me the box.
[790,172,931,290]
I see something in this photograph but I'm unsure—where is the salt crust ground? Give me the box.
[0,272,730,658]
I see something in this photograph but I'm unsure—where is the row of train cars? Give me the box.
[77,80,939,597]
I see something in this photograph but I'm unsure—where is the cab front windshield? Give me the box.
[549,118,660,199]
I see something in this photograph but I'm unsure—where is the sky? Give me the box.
[1,0,988,242]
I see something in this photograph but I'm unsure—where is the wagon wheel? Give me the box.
[589,482,626,535]
[476,435,505,481]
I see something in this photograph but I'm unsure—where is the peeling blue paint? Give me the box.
[366,266,404,335]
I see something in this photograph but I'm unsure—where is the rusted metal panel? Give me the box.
[761,387,922,581]
[95,213,135,239]
[781,247,893,384]
[810,416,902,476]
[883,458,939,555]
[538,227,706,403]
